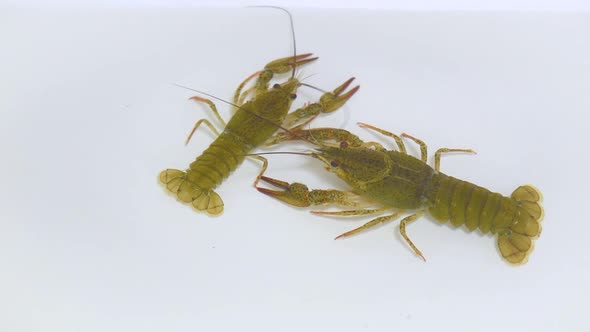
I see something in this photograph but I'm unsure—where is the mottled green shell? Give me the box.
[325,145,543,264]
[159,86,295,215]
[357,151,435,210]
[427,174,515,233]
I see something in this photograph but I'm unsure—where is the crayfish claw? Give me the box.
[320,78,360,113]
[333,77,355,96]
[264,53,318,74]
[258,176,291,189]
[256,177,312,208]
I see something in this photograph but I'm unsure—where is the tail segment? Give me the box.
[159,169,224,215]
[497,185,543,264]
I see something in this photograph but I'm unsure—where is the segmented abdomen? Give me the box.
[426,173,543,263]
[185,131,252,190]
[159,130,253,215]
[427,174,528,234]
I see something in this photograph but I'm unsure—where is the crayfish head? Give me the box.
[311,146,391,185]
[274,77,301,95]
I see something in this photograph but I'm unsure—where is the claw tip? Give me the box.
[256,187,272,195]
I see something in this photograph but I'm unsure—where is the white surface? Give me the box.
[4,0,590,11]
[1,7,589,332]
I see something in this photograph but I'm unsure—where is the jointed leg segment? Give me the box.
[248,155,269,187]
[399,212,426,261]
[335,211,403,239]
[184,119,220,146]
[358,122,407,154]
[185,96,225,146]
[434,148,477,172]
[401,133,427,162]
[189,96,227,127]
[233,70,261,107]
[312,208,387,217]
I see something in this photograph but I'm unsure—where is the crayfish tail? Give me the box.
[159,169,224,215]
[160,169,186,193]
[497,185,544,264]
[192,190,224,215]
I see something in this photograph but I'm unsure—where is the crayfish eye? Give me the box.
[339,141,349,148]
[330,160,339,168]
[273,83,281,89]
[290,93,297,100]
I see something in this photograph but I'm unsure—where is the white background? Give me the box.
[1,4,589,332]
[3,0,590,11]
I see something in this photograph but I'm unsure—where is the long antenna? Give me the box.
[174,83,241,109]
[301,82,328,94]
[173,83,314,145]
[247,151,312,157]
[248,6,297,77]
[173,83,291,133]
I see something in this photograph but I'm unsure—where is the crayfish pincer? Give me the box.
[257,123,543,264]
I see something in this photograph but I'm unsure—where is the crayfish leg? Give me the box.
[335,211,402,240]
[357,122,407,154]
[399,212,426,261]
